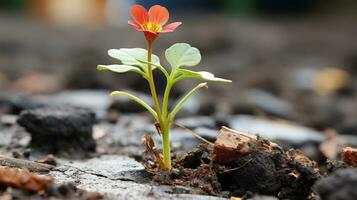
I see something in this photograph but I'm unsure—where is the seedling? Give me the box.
[97,5,231,171]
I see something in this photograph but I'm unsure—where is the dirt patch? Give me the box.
[150,144,222,196]
[147,127,320,199]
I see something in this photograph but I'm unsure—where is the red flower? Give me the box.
[128,5,182,42]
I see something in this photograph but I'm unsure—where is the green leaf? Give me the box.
[110,91,158,120]
[165,43,201,69]
[108,48,161,71]
[97,65,144,76]
[176,69,232,83]
[168,82,208,122]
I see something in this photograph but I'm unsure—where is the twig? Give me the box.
[221,126,257,140]
[0,156,53,172]
[220,158,254,173]
[173,123,214,146]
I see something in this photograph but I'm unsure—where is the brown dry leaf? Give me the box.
[341,147,357,167]
[142,134,165,169]
[0,167,53,192]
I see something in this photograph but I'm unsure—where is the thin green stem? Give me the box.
[146,41,171,170]
[161,125,171,170]
[162,74,174,120]
[146,41,162,124]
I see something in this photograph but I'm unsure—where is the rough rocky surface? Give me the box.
[0,181,104,199]
[50,155,226,200]
[17,107,96,158]
[315,168,357,200]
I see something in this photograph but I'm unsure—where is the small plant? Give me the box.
[97,4,231,171]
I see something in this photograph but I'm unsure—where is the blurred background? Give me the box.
[1,0,357,135]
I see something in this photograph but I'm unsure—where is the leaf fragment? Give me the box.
[0,167,53,192]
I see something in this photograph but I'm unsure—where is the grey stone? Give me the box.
[34,90,111,119]
[193,127,219,141]
[0,114,17,126]
[244,89,294,119]
[0,126,30,148]
[0,127,13,147]
[289,67,320,91]
[17,107,96,157]
[0,95,44,114]
[229,115,324,144]
[176,116,217,129]
[67,155,148,182]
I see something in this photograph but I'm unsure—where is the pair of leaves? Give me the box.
[97,43,231,83]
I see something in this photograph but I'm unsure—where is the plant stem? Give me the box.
[162,77,173,119]
[147,41,171,171]
[147,41,162,123]
[161,125,171,170]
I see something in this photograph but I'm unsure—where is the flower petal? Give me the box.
[128,20,143,31]
[161,22,182,33]
[148,5,169,25]
[130,5,148,24]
